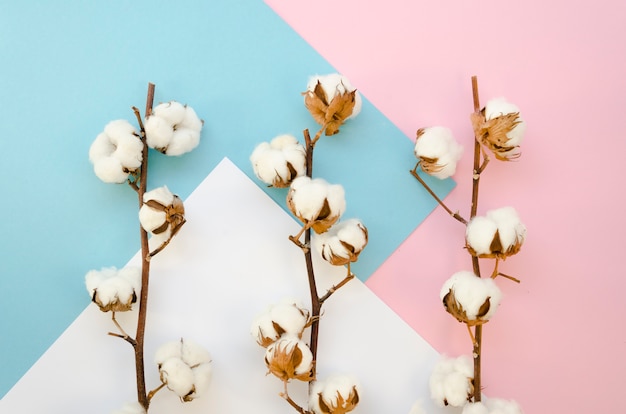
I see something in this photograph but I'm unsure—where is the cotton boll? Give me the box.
[145,101,202,156]
[178,338,212,367]
[313,218,368,266]
[85,267,139,312]
[265,336,313,382]
[414,127,463,179]
[139,186,175,233]
[110,401,146,414]
[251,300,309,347]
[485,98,526,146]
[144,115,174,150]
[250,135,306,187]
[465,216,498,256]
[159,358,195,399]
[484,398,524,414]
[166,128,200,156]
[486,207,526,252]
[181,105,203,132]
[440,271,502,323]
[151,101,187,126]
[463,402,489,414]
[189,362,212,398]
[89,122,142,184]
[309,374,360,414]
[430,355,473,407]
[287,177,346,233]
[92,156,130,183]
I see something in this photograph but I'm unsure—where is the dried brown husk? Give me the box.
[303,81,356,136]
[442,289,491,326]
[265,341,313,382]
[414,128,446,175]
[316,386,360,414]
[144,195,186,236]
[271,161,300,188]
[471,110,522,161]
[92,289,137,313]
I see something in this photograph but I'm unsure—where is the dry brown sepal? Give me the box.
[265,340,314,382]
[287,193,341,234]
[442,289,492,327]
[144,195,186,237]
[465,229,524,260]
[471,110,522,161]
[92,289,137,313]
[315,386,360,414]
[304,80,357,136]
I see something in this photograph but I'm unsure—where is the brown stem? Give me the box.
[319,269,355,305]
[133,82,156,411]
[147,383,166,402]
[280,382,310,414]
[302,129,321,392]
[470,75,483,402]
[410,165,467,224]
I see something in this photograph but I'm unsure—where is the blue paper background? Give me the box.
[0,0,453,398]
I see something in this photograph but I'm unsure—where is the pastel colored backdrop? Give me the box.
[266,0,626,412]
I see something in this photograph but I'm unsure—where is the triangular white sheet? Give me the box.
[0,158,448,414]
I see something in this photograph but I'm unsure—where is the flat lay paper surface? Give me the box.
[0,158,448,414]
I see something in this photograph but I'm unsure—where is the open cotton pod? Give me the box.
[440,271,502,326]
[414,127,463,179]
[313,218,368,266]
[309,374,361,414]
[250,134,306,188]
[465,206,526,259]
[429,355,474,407]
[471,98,526,161]
[287,176,346,234]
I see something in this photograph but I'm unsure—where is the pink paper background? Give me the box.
[267,0,626,412]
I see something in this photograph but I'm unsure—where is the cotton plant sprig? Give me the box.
[250,74,366,414]
[86,83,211,413]
[409,77,527,409]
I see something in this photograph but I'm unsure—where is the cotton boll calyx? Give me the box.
[429,355,474,407]
[304,73,362,136]
[264,335,313,382]
[251,299,310,347]
[440,271,502,325]
[89,120,142,183]
[313,218,368,266]
[85,266,141,313]
[139,185,185,237]
[144,101,203,156]
[155,338,212,402]
[250,134,306,187]
[471,98,526,161]
[414,127,463,179]
[309,374,360,414]
[287,176,346,234]
[465,207,526,259]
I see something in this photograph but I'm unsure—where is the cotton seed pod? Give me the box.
[85,266,141,313]
[250,300,310,347]
[250,134,306,188]
[88,119,143,184]
[429,355,474,408]
[155,338,212,402]
[440,271,502,325]
[414,127,463,179]
[287,176,346,234]
[471,98,526,161]
[303,73,362,136]
[144,101,203,156]
[465,206,526,259]
[313,219,368,266]
[309,375,361,414]
[264,336,313,382]
[139,186,186,237]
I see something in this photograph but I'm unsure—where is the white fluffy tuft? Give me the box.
[250,134,306,186]
[484,97,526,146]
[309,374,360,414]
[414,126,463,179]
[429,355,474,407]
[440,271,502,321]
[155,338,212,401]
[289,177,346,221]
[145,101,202,156]
[89,120,142,183]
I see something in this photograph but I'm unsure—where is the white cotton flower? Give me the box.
[414,126,463,179]
[144,101,202,156]
[473,97,526,161]
[313,218,368,266]
[306,73,362,119]
[250,134,306,188]
[85,266,141,313]
[265,335,314,382]
[110,401,146,414]
[89,120,142,183]
[287,176,346,233]
[465,207,526,259]
[309,374,361,414]
[155,338,212,402]
[138,185,185,238]
[440,271,502,324]
[429,355,474,407]
[251,299,310,347]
